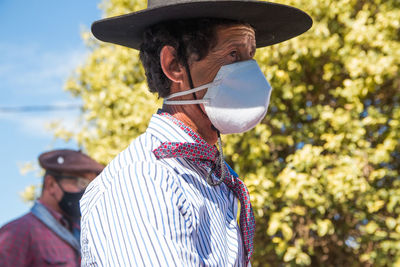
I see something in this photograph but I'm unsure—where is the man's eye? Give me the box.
[229,51,238,59]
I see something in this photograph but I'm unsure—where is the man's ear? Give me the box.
[43,174,58,194]
[160,45,185,84]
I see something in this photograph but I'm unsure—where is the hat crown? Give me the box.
[39,149,104,176]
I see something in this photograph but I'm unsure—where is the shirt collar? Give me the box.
[146,111,208,145]
[38,200,71,229]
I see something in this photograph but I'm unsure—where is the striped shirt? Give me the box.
[80,113,246,266]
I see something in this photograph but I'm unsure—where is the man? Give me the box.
[81,0,312,266]
[0,149,104,267]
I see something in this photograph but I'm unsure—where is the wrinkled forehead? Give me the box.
[215,23,255,36]
[212,24,256,51]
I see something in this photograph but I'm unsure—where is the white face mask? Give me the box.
[164,59,272,134]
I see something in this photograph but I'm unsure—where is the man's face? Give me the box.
[188,24,256,99]
[51,172,95,201]
[41,171,96,217]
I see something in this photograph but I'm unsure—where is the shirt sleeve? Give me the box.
[81,161,198,267]
[0,218,31,267]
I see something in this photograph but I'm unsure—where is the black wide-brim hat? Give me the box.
[92,0,312,50]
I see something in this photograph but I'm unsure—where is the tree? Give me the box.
[60,0,400,265]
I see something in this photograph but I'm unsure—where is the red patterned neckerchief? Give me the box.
[153,112,255,263]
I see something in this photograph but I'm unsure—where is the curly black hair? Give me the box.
[139,18,244,98]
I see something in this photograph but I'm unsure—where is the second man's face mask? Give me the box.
[164,59,273,134]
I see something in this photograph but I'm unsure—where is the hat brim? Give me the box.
[92,1,312,50]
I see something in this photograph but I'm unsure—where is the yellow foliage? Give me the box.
[19,185,38,203]
[57,0,400,265]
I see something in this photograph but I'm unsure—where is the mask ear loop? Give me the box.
[45,170,65,191]
[177,40,198,101]
[184,63,196,99]
[52,176,68,198]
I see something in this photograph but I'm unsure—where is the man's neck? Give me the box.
[38,196,63,216]
[162,104,218,145]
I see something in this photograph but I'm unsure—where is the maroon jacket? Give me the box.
[0,204,79,267]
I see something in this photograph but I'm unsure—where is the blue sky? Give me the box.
[0,0,102,226]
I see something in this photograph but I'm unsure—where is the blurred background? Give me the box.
[0,0,100,226]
